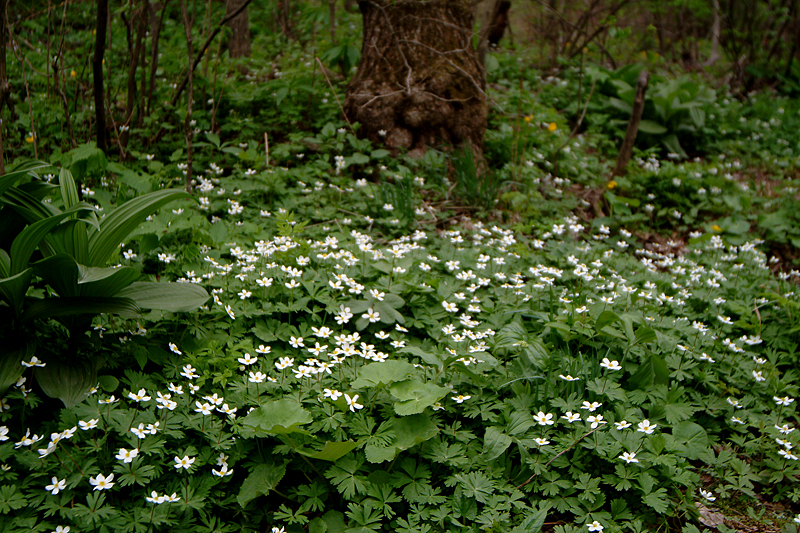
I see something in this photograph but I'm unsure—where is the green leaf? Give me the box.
[0,340,33,394]
[21,296,141,323]
[87,189,192,267]
[32,254,140,298]
[115,282,209,312]
[0,160,51,199]
[637,120,668,135]
[351,360,416,389]
[510,507,547,533]
[237,462,287,507]
[455,472,495,503]
[595,310,620,331]
[298,441,361,462]
[241,399,313,435]
[36,358,97,408]
[59,168,80,210]
[628,353,669,389]
[672,421,709,460]
[0,268,32,316]
[642,488,669,514]
[9,205,94,275]
[389,379,449,415]
[483,427,513,461]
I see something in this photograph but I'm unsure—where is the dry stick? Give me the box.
[180,0,194,192]
[552,76,596,177]
[516,427,599,490]
[8,34,38,158]
[169,0,254,107]
[264,132,269,167]
[315,56,355,134]
[53,0,76,147]
[611,70,649,178]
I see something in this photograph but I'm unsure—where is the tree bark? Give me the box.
[612,70,649,177]
[0,0,7,174]
[344,0,487,159]
[225,0,250,58]
[477,0,511,71]
[93,0,109,152]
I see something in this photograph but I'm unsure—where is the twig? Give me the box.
[169,0,254,107]
[516,427,599,489]
[315,57,355,134]
[264,132,269,167]
[553,76,597,176]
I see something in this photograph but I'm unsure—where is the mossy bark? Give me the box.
[344,0,486,159]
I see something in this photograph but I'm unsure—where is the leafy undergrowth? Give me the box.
[3,33,800,533]
[3,139,800,533]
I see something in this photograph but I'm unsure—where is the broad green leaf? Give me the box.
[241,399,313,435]
[455,471,495,503]
[628,353,669,390]
[115,282,209,312]
[21,296,141,323]
[237,462,286,507]
[642,488,669,514]
[87,189,192,267]
[9,205,94,275]
[510,507,547,533]
[351,360,416,389]
[672,421,709,460]
[0,269,32,317]
[0,340,34,394]
[632,327,657,346]
[0,160,50,199]
[595,310,620,331]
[389,379,449,415]
[391,414,439,450]
[637,120,668,135]
[59,168,80,211]
[483,427,512,461]
[36,358,97,408]
[33,255,140,298]
[298,441,360,462]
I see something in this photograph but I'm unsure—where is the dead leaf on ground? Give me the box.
[696,502,726,528]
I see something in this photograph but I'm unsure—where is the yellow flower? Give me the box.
[712,224,721,232]
[25,135,35,144]
[640,51,648,60]
[582,47,589,53]
[70,70,77,79]
[548,122,557,132]
[524,116,533,123]
[607,180,618,190]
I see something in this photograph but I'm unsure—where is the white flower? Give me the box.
[174,455,196,470]
[116,448,139,464]
[442,301,458,313]
[774,396,795,406]
[586,414,605,429]
[168,343,182,355]
[580,401,602,412]
[238,353,258,365]
[587,521,604,532]
[451,394,471,404]
[600,357,622,371]
[699,489,716,502]
[45,477,66,495]
[534,437,550,446]
[78,419,98,431]
[362,308,381,323]
[637,419,657,434]
[562,411,581,423]
[619,452,638,464]
[89,473,115,491]
[559,374,580,381]
[249,371,266,383]
[128,388,151,402]
[615,420,632,430]
[533,411,555,426]
[324,389,343,400]
[345,394,363,412]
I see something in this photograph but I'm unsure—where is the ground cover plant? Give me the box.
[2,2,800,533]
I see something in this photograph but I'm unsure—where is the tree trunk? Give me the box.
[0,0,8,174]
[477,0,511,71]
[93,0,109,152]
[225,0,250,58]
[344,0,486,159]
